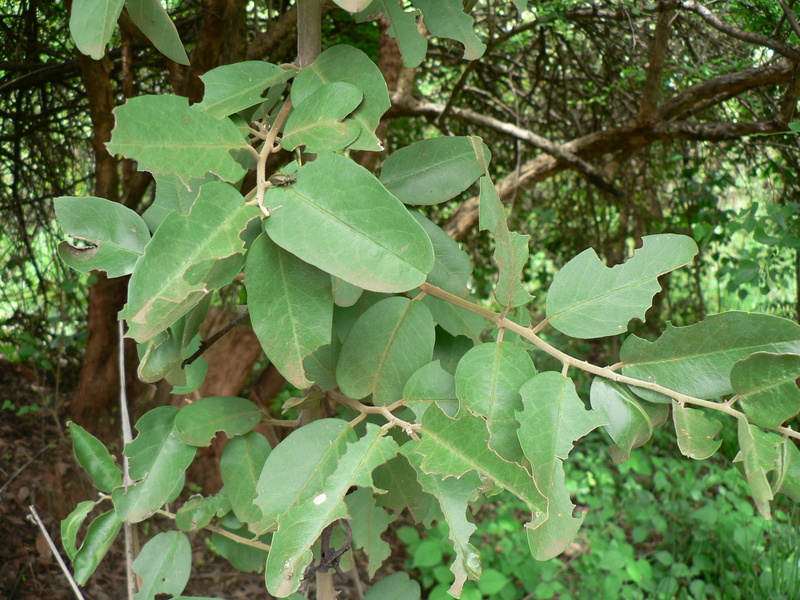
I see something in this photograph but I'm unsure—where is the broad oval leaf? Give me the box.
[125,0,189,65]
[422,295,485,342]
[175,396,262,446]
[290,45,390,151]
[547,235,698,339]
[69,0,124,59]
[133,531,192,599]
[621,312,800,402]
[72,509,123,585]
[143,173,217,232]
[732,352,800,428]
[382,137,485,206]
[337,296,436,404]
[589,379,655,463]
[455,341,536,462]
[69,422,122,493]
[672,401,722,460]
[283,82,363,152]
[107,95,247,184]
[55,196,150,278]
[195,61,294,119]
[220,431,272,524]
[263,153,434,293]
[246,234,333,388]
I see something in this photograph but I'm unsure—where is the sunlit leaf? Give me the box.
[283,82,362,152]
[195,62,293,119]
[732,352,800,428]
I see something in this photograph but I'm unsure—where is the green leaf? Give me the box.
[69,422,122,493]
[362,572,422,600]
[511,0,528,12]
[220,431,272,524]
[455,341,536,462]
[125,0,189,65]
[107,95,247,183]
[732,352,800,428]
[112,407,197,522]
[405,449,482,596]
[518,372,606,560]
[479,176,531,308]
[61,501,96,561]
[671,402,722,460]
[133,531,192,600]
[290,46,390,151]
[733,417,782,520]
[263,153,434,293]
[194,61,293,119]
[174,396,262,446]
[282,82,362,152]
[589,379,654,463]
[357,1,427,68]
[412,0,486,60]
[122,181,260,342]
[142,174,216,232]
[303,339,342,391]
[337,297,435,404]
[265,423,399,597]
[332,276,364,307]
[373,454,440,525]
[547,235,698,339]
[72,509,123,585]
[411,211,473,298]
[777,439,800,502]
[422,296,485,342]
[621,312,800,402]
[246,234,333,388]
[175,494,219,531]
[433,330,473,375]
[346,487,397,577]
[55,196,150,278]
[414,407,548,520]
[69,0,124,59]
[382,137,485,206]
[403,360,459,421]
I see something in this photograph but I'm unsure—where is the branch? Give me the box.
[182,311,251,368]
[418,282,800,443]
[636,7,676,126]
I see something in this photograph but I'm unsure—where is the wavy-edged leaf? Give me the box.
[403,360,458,421]
[72,509,122,585]
[246,233,333,388]
[220,431,272,524]
[732,352,800,428]
[734,417,783,520]
[283,82,362,152]
[412,0,486,60]
[547,235,698,339]
[175,396,262,446]
[265,423,399,596]
[69,422,122,493]
[621,312,800,402]
[122,181,259,342]
[69,0,124,59]
[672,401,722,460]
[112,407,197,522]
[382,137,485,206]
[589,379,655,463]
[356,1,426,67]
[133,531,191,600]
[55,196,150,278]
[405,448,481,596]
[373,454,439,525]
[263,153,434,293]
[290,46,390,151]
[518,372,606,560]
[107,95,247,184]
[61,501,96,561]
[337,297,435,404]
[195,62,293,119]
[346,487,397,577]
[125,0,189,65]
[455,341,536,462]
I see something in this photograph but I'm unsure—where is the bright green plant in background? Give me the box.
[55,1,800,599]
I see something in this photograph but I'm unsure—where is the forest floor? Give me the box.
[0,362,374,600]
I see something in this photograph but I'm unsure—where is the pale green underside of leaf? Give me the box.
[69,0,124,59]
[412,0,486,60]
[283,81,363,152]
[220,431,272,524]
[732,352,800,428]
[356,0,427,67]
[372,454,440,525]
[290,45,390,151]
[337,296,435,404]
[403,360,459,422]
[734,417,783,520]
[133,531,192,599]
[422,295,485,342]
[671,401,722,460]
[122,181,260,342]
[621,312,800,402]
[55,196,150,278]
[263,153,434,293]
[547,234,698,339]
[143,173,217,232]
[265,424,399,596]
[62,501,95,561]
[246,234,333,388]
[195,61,293,119]
[125,0,190,65]
[107,95,247,184]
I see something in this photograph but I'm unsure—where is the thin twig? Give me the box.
[27,505,87,600]
[328,391,420,440]
[118,320,137,599]
[156,509,271,551]
[182,311,251,368]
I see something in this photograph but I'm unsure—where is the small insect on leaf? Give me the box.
[269,173,297,187]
